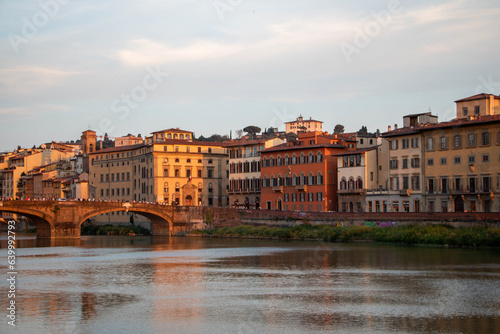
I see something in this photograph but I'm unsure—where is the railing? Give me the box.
[399,189,411,196]
[227,188,260,195]
[338,188,366,195]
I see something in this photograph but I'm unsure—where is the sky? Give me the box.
[1,0,499,151]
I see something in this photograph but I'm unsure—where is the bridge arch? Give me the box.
[0,206,54,238]
[76,206,173,236]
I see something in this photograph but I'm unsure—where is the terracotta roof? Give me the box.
[382,115,500,137]
[152,139,226,147]
[285,119,323,124]
[403,112,437,118]
[151,128,193,134]
[332,146,377,156]
[262,143,347,153]
[89,143,146,155]
[223,138,270,147]
[454,93,500,103]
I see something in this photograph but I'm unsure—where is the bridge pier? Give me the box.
[38,223,81,239]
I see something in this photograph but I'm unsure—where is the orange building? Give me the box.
[260,131,356,212]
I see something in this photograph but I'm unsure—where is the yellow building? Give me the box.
[285,115,323,134]
[115,135,144,147]
[421,115,500,212]
[455,93,500,118]
[89,128,229,207]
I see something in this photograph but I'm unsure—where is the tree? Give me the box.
[358,126,368,136]
[235,129,244,139]
[333,124,345,135]
[285,132,298,143]
[243,126,261,139]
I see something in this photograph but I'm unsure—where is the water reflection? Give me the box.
[0,237,498,334]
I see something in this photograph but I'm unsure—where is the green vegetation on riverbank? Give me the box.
[191,224,500,247]
[81,225,151,236]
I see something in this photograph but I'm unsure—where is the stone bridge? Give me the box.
[0,200,206,238]
[1,200,499,239]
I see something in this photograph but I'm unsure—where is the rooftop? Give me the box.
[454,93,500,103]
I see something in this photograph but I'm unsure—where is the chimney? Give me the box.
[394,124,398,130]
[388,125,392,131]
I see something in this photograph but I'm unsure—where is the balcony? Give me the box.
[338,188,366,195]
[399,189,411,196]
[272,186,283,193]
[295,184,307,192]
[228,188,260,195]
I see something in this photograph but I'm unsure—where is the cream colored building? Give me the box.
[89,128,229,207]
[285,115,323,134]
[455,93,500,119]
[336,138,389,212]
[421,115,500,212]
[226,138,285,208]
[0,149,74,199]
[115,135,144,147]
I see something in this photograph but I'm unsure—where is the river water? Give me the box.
[0,234,499,334]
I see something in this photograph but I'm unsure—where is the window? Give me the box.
[468,133,476,147]
[440,136,447,149]
[208,169,213,178]
[440,157,447,165]
[402,158,408,169]
[175,169,180,177]
[468,155,475,164]
[391,140,398,150]
[208,183,213,193]
[428,178,436,193]
[402,176,409,190]
[474,105,480,115]
[402,138,409,149]
[411,175,420,190]
[391,177,399,190]
[390,159,398,169]
[163,169,168,177]
[427,158,434,166]
[411,157,420,168]
[454,156,461,164]
[198,170,202,178]
[411,138,419,148]
[453,135,461,148]
[462,107,468,116]
[441,178,448,193]
[482,154,489,162]
[426,137,434,151]
[481,132,490,146]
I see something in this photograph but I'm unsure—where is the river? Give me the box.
[0,234,499,334]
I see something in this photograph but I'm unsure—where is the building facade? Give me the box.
[226,138,285,208]
[260,131,356,212]
[336,138,389,212]
[89,128,229,207]
[285,115,323,134]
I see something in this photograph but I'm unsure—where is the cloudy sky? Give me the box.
[1,0,499,151]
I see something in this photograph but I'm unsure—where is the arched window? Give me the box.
[175,158,180,163]
[174,134,178,139]
[317,172,323,185]
[164,182,169,193]
[292,173,297,186]
[300,153,305,164]
[270,156,274,167]
[263,176,268,187]
[175,182,180,192]
[340,177,347,190]
[308,173,314,185]
[180,134,184,139]
[292,154,297,165]
[348,177,355,190]
[308,152,314,163]
[270,175,275,187]
[208,182,213,193]
[198,182,202,192]
[167,134,172,139]
[186,134,190,139]
[300,172,305,185]
[317,152,323,163]
[198,159,202,163]
[284,155,290,165]
[356,177,363,189]
[277,156,282,166]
